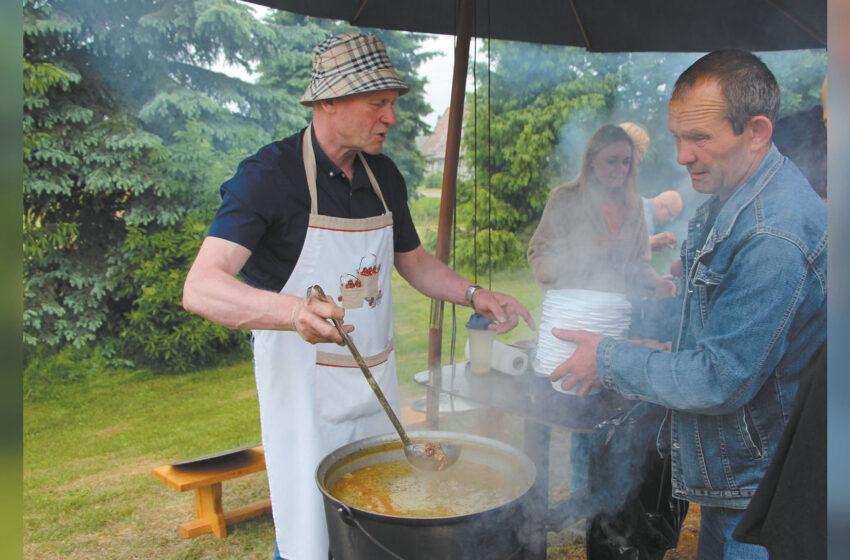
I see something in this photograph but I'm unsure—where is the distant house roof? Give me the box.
[419,108,451,160]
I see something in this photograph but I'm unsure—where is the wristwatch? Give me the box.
[465,284,483,310]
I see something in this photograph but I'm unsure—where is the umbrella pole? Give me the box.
[426,0,473,429]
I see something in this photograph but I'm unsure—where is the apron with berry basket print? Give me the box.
[252,125,398,560]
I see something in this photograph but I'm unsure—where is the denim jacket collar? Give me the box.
[693,145,784,256]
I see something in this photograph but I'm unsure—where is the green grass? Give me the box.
[23,268,547,559]
[23,266,694,559]
[407,195,441,253]
[24,364,271,559]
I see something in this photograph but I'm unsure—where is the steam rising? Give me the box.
[446,48,823,549]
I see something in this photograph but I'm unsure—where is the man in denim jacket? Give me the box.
[552,50,827,559]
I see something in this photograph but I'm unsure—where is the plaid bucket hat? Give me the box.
[300,33,410,106]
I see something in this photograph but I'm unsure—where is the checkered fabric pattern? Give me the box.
[300,33,410,106]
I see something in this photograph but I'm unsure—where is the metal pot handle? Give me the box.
[336,504,406,560]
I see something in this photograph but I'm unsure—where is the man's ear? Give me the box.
[748,115,773,151]
[318,99,336,114]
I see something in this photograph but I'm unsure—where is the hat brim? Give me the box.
[300,68,410,106]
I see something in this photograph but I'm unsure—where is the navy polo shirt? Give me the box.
[207,127,421,292]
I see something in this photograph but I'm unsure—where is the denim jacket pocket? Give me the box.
[692,260,724,289]
[691,261,723,318]
[735,405,765,460]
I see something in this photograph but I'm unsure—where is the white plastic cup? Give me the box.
[466,312,496,375]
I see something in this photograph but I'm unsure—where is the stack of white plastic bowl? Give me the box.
[534,289,632,395]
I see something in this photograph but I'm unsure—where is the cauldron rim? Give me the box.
[315,429,537,521]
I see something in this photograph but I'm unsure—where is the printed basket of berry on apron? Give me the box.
[357,253,381,298]
[339,273,366,308]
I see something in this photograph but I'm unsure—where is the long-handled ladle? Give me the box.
[309,285,461,471]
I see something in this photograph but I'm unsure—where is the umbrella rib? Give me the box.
[760,0,825,45]
[351,0,369,24]
[569,0,592,50]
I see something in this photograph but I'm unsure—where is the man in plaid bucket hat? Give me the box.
[183,33,533,559]
[300,33,410,105]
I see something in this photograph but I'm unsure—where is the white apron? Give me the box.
[252,126,399,560]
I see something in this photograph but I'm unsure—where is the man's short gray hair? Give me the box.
[672,50,780,134]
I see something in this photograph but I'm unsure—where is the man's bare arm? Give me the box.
[182,236,345,343]
[394,245,534,334]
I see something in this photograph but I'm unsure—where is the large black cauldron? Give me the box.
[316,430,536,560]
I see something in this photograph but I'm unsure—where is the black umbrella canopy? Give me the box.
[252,0,825,52]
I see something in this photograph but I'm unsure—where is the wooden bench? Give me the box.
[153,445,272,538]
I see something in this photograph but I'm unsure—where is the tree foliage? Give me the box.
[119,214,250,372]
[23,0,433,373]
[23,0,280,367]
[455,43,622,271]
[257,11,433,189]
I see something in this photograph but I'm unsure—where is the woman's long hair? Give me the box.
[572,124,641,218]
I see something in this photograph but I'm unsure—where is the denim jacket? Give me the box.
[597,145,827,508]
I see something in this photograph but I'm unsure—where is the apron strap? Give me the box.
[303,125,320,215]
[357,152,390,213]
[302,124,391,216]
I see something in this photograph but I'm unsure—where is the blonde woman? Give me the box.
[528,124,670,299]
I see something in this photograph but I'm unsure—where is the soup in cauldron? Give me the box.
[329,459,525,517]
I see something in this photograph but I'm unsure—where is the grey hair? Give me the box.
[672,50,779,134]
